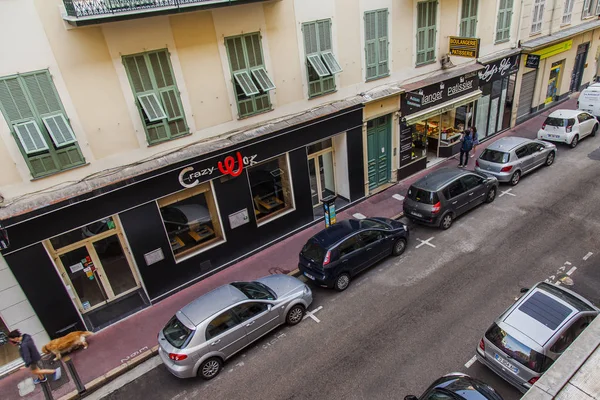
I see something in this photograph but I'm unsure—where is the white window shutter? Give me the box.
[14,121,49,154]
[42,114,77,147]
[138,93,167,122]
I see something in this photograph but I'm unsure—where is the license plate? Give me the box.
[549,134,560,138]
[304,272,315,280]
[411,211,423,217]
[495,353,519,374]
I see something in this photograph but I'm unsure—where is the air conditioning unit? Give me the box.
[440,54,455,69]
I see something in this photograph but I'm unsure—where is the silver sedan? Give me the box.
[475,136,556,185]
[158,274,312,380]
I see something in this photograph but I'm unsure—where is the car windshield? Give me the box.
[163,316,194,349]
[544,117,566,127]
[485,323,552,373]
[407,187,439,205]
[231,281,276,300]
[480,149,509,164]
[360,219,390,230]
[301,240,326,264]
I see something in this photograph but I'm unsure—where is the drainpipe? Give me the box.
[515,0,526,46]
[549,0,560,35]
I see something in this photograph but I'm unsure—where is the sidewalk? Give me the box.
[0,97,576,400]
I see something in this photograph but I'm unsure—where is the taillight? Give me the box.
[479,338,485,352]
[500,165,513,172]
[528,377,539,385]
[432,201,441,214]
[566,125,573,133]
[542,123,546,129]
[323,250,331,266]
[475,159,479,167]
[169,353,188,361]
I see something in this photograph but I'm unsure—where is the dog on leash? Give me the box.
[42,331,93,361]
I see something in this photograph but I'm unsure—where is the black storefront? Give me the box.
[398,65,483,180]
[0,104,365,337]
[474,53,520,140]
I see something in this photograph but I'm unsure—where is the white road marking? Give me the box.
[565,261,572,265]
[566,267,577,276]
[303,306,323,323]
[583,252,593,261]
[393,194,405,201]
[353,213,367,219]
[416,237,436,248]
[499,188,516,197]
[465,356,477,368]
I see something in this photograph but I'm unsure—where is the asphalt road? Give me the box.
[100,133,600,400]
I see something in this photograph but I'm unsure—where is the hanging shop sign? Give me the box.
[525,54,541,69]
[449,36,480,58]
[401,71,479,116]
[178,151,259,188]
[478,54,520,83]
[405,92,423,108]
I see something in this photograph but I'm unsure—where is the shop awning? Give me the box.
[520,19,600,52]
[404,90,482,126]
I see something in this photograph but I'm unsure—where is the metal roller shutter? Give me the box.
[517,70,537,122]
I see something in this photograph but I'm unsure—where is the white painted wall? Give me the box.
[332,133,350,200]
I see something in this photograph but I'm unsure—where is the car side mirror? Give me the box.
[404,396,419,400]
[520,287,530,293]
[267,304,273,310]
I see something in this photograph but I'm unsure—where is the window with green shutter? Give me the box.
[460,0,478,38]
[302,19,342,98]
[122,49,188,145]
[0,71,85,179]
[365,9,389,81]
[225,33,274,118]
[416,1,437,66]
[495,0,514,43]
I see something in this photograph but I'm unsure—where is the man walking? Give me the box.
[458,130,473,167]
[8,330,61,384]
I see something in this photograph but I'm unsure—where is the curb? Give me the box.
[58,345,159,400]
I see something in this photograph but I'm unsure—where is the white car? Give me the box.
[537,109,598,148]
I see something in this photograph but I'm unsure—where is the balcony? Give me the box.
[62,0,271,26]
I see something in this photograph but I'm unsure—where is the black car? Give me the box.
[403,168,499,230]
[405,373,504,400]
[298,217,409,291]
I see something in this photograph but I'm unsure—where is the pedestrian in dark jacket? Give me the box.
[8,330,61,384]
[458,130,473,167]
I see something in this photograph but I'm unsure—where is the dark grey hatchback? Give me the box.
[298,218,409,291]
[403,168,499,230]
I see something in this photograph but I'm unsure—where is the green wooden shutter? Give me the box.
[0,78,34,121]
[417,1,437,65]
[317,20,332,52]
[460,0,478,37]
[377,10,389,77]
[245,34,263,68]
[226,37,247,72]
[303,20,336,97]
[303,22,319,55]
[495,0,513,42]
[22,72,62,115]
[365,11,378,80]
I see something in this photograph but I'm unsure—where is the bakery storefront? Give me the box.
[399,65,482,180]
[475,52,520,140]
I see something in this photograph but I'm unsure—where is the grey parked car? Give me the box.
[158,275,312,380]
[403,168,498,230]
[475,137,556,186]
[476,282,598,393]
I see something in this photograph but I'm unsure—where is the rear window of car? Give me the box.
[407,187,439,205]
[480,149,509,164]
[485,323,552,373]
[301,240,326,264]
[544,117,566,127]
[163,316,194,349]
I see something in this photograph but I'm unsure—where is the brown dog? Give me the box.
[42,331,93,360]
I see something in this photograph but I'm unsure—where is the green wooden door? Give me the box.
[367,116,391,190]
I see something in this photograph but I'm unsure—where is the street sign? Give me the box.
[405,92,423,109]
[526,54,541,69]
[449,36,480,58]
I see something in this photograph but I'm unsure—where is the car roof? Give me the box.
[501,283,595,346]
[411,168,471,191]
[179,284,247,325]
[548,109,582,118]
[309,218,391,247]
[486,136,530,152]
[431,374,501,400]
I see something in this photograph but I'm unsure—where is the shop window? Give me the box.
[158,183,224,259]
[0,317,21,367]
[562,0,574,24]
[546,60,563,104]
[531,0,545,34]
[123,49,189,145]
[0,71,85,178]
[416,0,437,65]
[248,154,294,223]
[50,217,117,250]
[308,139,335,207]
[302,19,342,98]
[364,9,389,80]
[495,0,514,43]
[460,0,478,38]
[225,33,274,118]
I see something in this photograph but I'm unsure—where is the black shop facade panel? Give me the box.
[0,105,365,337]
[399,65,483,180]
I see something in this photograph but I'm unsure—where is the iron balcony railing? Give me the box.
[63,0,249,18]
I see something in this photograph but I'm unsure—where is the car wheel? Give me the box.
[592,124,598,137]
[510,171,521,186]
[199,357,222,380]
[286,304,305,326]
[440,213,453,230]
[334,273,351,292]
[570,134,579,148]
[392,238,407,256]
[486,187,497,203]
[545,151,555,166]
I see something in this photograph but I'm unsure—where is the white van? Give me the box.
[578,83,600,119]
